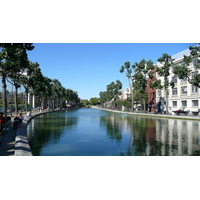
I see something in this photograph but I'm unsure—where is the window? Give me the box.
[192,71,198,78]
[172,88,177,95]
[181,101,187,107]
[172,101,177,107]
[172,76,177,83]
[181,77,187,82]
[181,86,187,94]
[193,59,198,66]
[192,85,199,93]
[157,90,161,97]
[192,100,198,107]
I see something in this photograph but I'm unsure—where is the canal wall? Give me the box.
[14,110,54,156]
[14,108,80,156]
[95,107,200,121]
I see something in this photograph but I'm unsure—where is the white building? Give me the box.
[120,87,131,100]
[156,45,200,114]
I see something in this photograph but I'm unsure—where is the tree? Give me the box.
[99,91,109,107]
[114,80,122,109]
[65,89,79,107]
[106,80,122,109]
[0,43,34,117]
[173,44,200,88]
[119,61,134,111]
[89,97,99,105]
[132,59,155,112]
[82,99,89,107]
[150,54,174,114]
[19,62,41,110]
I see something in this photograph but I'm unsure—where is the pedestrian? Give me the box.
[0,112,5,132]
[12,117,22,129]
[5,117,12,130]
[27,111,32,117]
[18,113,24,121]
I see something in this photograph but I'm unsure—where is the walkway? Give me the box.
[0,111,38,156]
[0,109,61,156]
[97,107,200,121]
[0,129,17,156]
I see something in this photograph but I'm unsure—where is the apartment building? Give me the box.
[120,87,131,100]
[156,45,200,114]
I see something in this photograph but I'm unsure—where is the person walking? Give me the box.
[0,112,5,132]
[18,113,24,121]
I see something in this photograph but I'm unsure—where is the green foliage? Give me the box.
[133,89,147,102]
[99,91,109,104]
[173,44,200,88]
[132,59,155,111]
[82,99,89,107]
[89,97,99,105]
[119,98,131,109]
[106,80,122,101]
[173,65,191,80]
[0,43,34,114]
[149,79,163,90]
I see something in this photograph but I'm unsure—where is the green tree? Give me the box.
[106,80,122,109]
[82,99,89,107]
[65,89,79,107]
[19,62,40,110]
[119,61,134,111]
[150,54,174,114]
[132,59,154,112]
[0,43,34,117]
[173,44,200,88]
[99,91,109,107]
[89,97,99,105]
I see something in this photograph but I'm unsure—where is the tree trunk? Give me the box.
[2,72,8,118]
[14,85,18,114]
[143,98,146,113]
[25,91,28,111]
[41,95,44,108]
[53,99,55,110]
[128,79,134,112]
[165,88,169,115]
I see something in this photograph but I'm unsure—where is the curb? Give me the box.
[14,111,50,156]
[96,108,200,121]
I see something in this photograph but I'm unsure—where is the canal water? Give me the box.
[27,108,200,156]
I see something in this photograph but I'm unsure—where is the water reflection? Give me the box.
[27,109,200,156]
[100,114,123,142]
[27,111,77,156]
[121,115,200,156]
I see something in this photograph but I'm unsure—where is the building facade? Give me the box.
[156,45,200,114]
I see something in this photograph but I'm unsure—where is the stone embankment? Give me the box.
[14,110,50,156]
[95,107,200,121]
[0,109,61,156]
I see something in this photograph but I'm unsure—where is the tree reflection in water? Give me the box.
[27,112,77,156]
[27,109,200,156]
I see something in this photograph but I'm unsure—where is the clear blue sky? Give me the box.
[27,43,197,100]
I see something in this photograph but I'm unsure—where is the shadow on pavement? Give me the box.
[0,129,17,156]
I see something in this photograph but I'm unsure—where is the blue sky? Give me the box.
[27,43,197,100]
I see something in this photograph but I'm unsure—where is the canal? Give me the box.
[27,108,200,156]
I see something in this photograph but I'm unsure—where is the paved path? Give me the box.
[0,110,55,156]
[0,129,17,156]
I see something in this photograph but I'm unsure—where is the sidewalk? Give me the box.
[0,129,17,156]
[0,112,35,156]
[0,109,57,156]
[98,107,200,121]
